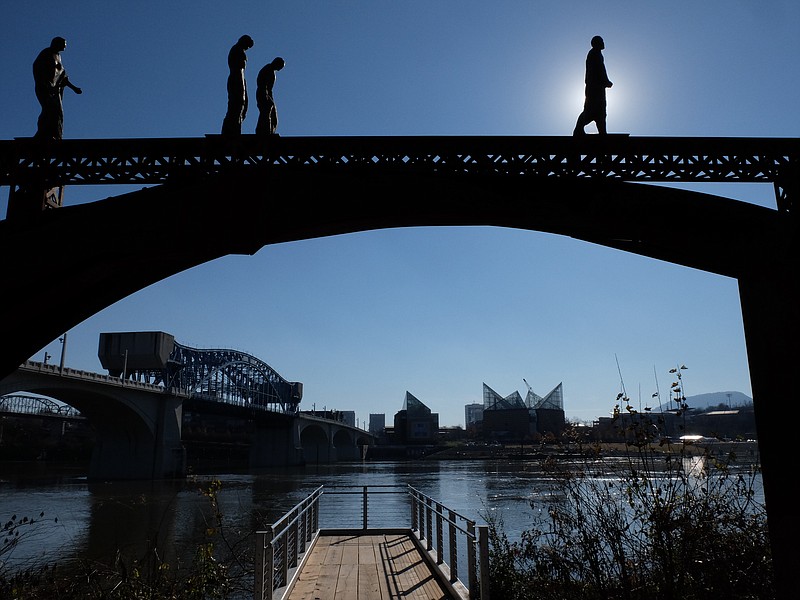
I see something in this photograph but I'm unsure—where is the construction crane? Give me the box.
[523,378,535,408]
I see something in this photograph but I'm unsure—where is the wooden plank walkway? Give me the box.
[284,533,457,600]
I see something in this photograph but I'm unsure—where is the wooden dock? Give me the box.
[255,486,487,600]
[282,532,462,600]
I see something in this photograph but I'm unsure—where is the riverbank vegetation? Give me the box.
[1,480,248,599]
[487,367,773,599]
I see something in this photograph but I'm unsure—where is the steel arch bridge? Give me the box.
[0,393,82,418]
[167,342,302,414]
[117,339,302,415]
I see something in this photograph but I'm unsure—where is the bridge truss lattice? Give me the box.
[0,393,82,418]
[1,135,797,213]
[167,343,302,414]
[122,341,302,415]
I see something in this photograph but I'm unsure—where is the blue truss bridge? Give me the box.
[97,332,302,415]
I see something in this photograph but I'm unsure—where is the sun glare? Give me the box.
[555,57,638,135]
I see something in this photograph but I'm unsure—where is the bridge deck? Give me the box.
[283,532,459,600]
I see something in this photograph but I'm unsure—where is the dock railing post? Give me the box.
[313,488,320,532]
[280,523,289,591]
[448,509,458,582]
[478,525,490,600]
[362,485,368,530]
[290,507,299,568]
[467,521,477,598]
[304,497,311,544]
[410,488,418,531]
[435,501,444,565]
[298,500,307,555]
[417,492,424,535]
[254,529,274,600]
[425,496,433,551]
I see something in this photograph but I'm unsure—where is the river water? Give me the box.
[0,453,763,575]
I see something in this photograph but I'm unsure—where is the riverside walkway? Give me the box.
[255,485,489,600]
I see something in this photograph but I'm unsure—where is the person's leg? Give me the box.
[573,111,590,135]
[596,114,607,135]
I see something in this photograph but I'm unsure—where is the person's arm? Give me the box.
[63,76,82,94]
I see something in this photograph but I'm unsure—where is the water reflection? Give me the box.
[0,457,763,571]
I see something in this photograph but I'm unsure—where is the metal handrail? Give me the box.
[253,484,489,600]
[408,486,489,599]
[254,486,322,600]
[321,484,406,530]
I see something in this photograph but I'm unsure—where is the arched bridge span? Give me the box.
[0,361,187,480]
[0,135,798,585]
[296,414,374,464]
[1,135,796,377]
[0,361,374,479]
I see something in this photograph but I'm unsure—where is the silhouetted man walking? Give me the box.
[33,36,82,140]
[573,35,612,135]
[256,57,285,136]
[221,35,254,135]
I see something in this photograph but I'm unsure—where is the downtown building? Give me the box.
[393,391,440,444]
[477,382,566,441]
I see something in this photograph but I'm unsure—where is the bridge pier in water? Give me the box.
[249,417,304,468]
[89,393,186,480]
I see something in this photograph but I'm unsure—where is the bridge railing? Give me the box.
[253,484,489,600]
[3,135,798,188]
[18,360,185,394]
[254,485,322,600]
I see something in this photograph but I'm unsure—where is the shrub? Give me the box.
[488,367,773,600]
[0,480,244,599]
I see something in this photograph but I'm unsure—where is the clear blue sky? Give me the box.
[2,1,798,428]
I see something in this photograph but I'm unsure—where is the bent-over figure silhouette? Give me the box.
[256,57,285,136]
[221,35,254,135]
[33,36,82,140]
[573,35,613,135]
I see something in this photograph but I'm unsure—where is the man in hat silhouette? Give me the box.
[573,35,613,135]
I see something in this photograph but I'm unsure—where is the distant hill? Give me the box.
[658,391,752,412]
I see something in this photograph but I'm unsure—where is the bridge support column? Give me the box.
[328,425,338,463]
[90,394,185,480]
[738,258,799,598]
[250,418,303,468]
[293,419,304,464]
[334,436,360,461]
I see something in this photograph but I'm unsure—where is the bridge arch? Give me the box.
[299,422,331,464]
[332,428,360,461]
[0,365,185,479]
[0,136,796,589]
[296,416,374,464]
[0,171,783,380]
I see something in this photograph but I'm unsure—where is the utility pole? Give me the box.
[59,332,67,373]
